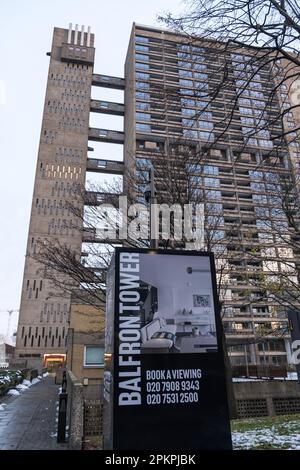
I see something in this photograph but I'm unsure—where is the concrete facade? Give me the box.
[16,26,95,369]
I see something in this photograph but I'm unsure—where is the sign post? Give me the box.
[288,309,300,384]
[103,248,232,450]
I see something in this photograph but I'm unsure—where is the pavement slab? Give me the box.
[0,376,68,450]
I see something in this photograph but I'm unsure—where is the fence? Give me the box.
[66,370,84,450]
[84,400,103,439]
[234,380,300,418]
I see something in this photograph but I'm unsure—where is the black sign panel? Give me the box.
[103,248,232,450]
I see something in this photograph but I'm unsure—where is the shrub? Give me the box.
[0,369,24,396]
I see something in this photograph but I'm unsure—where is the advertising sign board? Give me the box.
[103,248,232,450]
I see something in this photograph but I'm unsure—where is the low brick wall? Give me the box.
[67,370,84,450]
[233,380,300,418]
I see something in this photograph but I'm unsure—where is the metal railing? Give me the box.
[57,371,68,443]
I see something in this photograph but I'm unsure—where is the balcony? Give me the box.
[225,329,254,336]
[224,315,285,323]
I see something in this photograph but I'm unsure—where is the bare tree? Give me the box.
[243,169,300,310]
[35,138,300,330]
[161,1,300,53]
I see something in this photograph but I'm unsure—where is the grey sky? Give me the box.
[0,0,184,337]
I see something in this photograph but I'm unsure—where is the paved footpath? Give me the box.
[0,376,68,450]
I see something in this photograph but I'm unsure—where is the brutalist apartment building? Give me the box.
[16,23,300,371]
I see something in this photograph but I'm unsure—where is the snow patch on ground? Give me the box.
[22,380,32,387]
[43,372,49,378]
[7,389,20,397]
[31,378,41,385]
[0,373,45,402]
[0,404,8,411]
[16,384,29,392]
[287,372,298,380]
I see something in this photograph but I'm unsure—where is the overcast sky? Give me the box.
[0,0,184,338]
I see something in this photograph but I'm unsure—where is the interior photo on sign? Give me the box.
[138,254,218,354]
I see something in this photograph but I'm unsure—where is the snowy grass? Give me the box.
[0,369,24,395]
[231,414,300,450]
[0,374,44,402]
[7,377,41,396]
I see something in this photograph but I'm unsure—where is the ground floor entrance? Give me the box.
[43,354,66,371]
